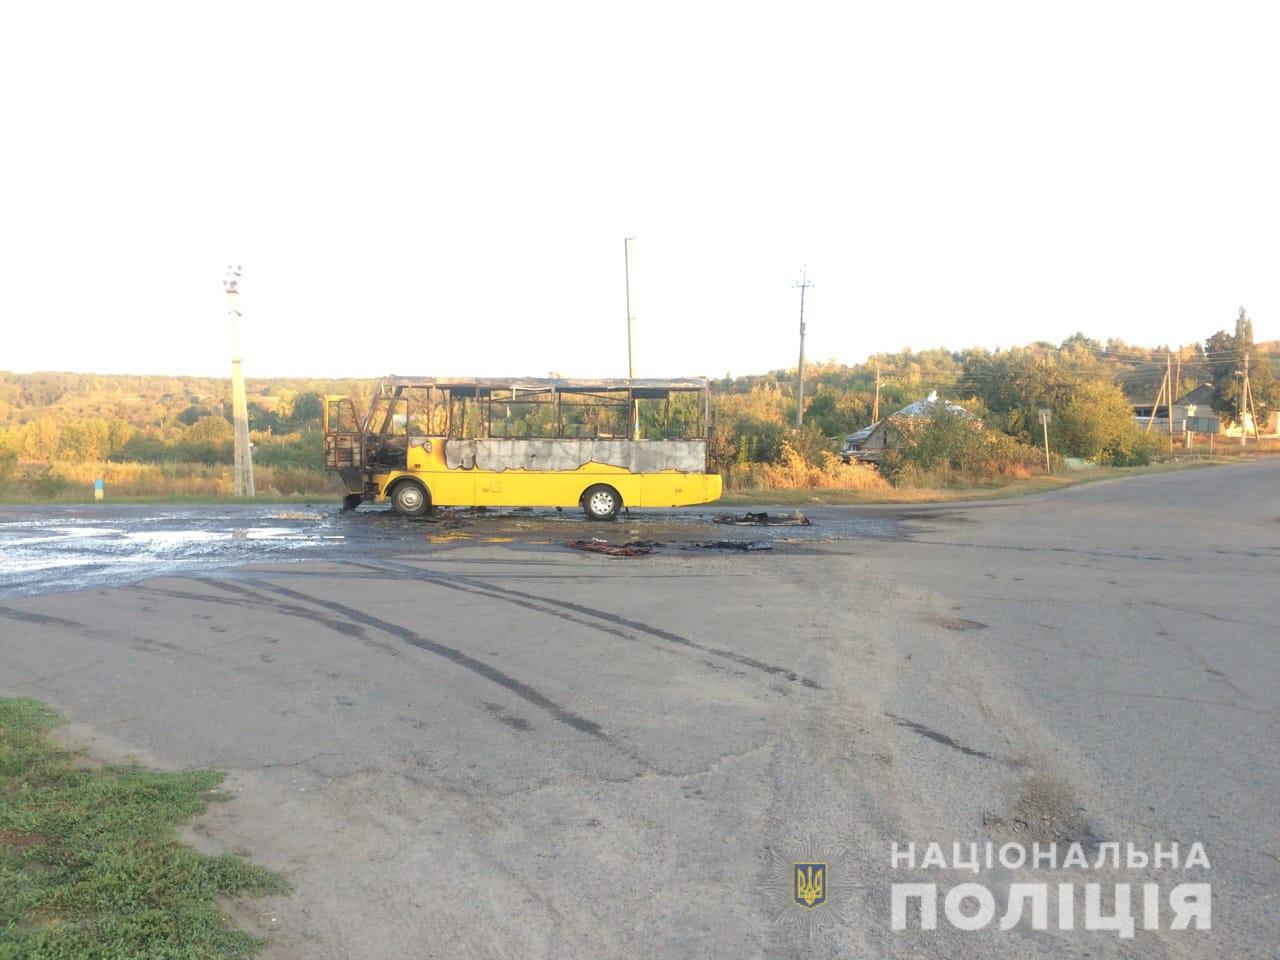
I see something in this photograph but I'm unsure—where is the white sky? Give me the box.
[2,2,1277,379]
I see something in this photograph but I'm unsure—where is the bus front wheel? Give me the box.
[391,481,430,517]
[582,484,621,521]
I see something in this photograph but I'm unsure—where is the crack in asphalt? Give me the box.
[883,712,1006,763]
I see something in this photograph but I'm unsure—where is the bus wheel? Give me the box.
[582,484,621,521]
[342,494,363,512]
[391,481,430,517]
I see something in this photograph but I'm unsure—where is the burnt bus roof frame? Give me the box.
[361,376,712,442]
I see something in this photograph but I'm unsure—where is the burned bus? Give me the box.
[323,376,721,519]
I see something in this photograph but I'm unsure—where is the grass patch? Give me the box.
[0,492,332,506]
[0,698,287,959]
[719,458,1224,506]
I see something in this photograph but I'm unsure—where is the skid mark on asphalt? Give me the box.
[0,605,182,656]
[242,578,618,745]
[144,584,369,641]
[482,702,534,732]
[0,606,95,631]
[884,713,1003,763]
[921,613,988,632]
[350,559,824,690]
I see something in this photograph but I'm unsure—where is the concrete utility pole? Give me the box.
[793,269,812,427]
[1167,352,1175,453]
[872,362,881,422]
[624,237,636,380]
[624,237,639,439]
[1241,352,1261,444]
[224,266,254,497]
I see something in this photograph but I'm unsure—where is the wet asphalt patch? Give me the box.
[0,503,905,598]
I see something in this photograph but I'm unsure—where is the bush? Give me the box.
[1052,381,1152,465]
[24,466,69,499]
[0,436,17,483]
[724,442,889,491]
[878,406,1043,487]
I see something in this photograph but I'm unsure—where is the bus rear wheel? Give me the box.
[391,480,430,517]
[582,484,621,521]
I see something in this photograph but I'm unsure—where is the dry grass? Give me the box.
[721,458,1225,506]
[723,443,889,491]
[2,459,338,500]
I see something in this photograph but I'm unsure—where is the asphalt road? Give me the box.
[1,462,1277,959]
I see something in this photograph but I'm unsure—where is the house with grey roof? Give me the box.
[1134,383,1222,435]
[840,391,973,463]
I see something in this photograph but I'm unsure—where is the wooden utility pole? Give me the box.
[224,266,254,497]
[1144,365,1169,435]
[793,269,812,428]
[1167,352,1174,452]
[872,362,881,422]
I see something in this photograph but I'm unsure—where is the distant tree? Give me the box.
[0,428,19,481]
[177,405,205,426]
[1061,332,1102,351]
[22,417,61,460]
[1205,320,1278,423]
[1051,381,1152,465]
[275,389,297,422]
[179,416,234,465]
[184,415,233,446]
[291,392,324,424]
[1235,306,1254,345]
[802,390,869,437]
[58,419,110,461]
[105,418,137,458]
[247,402,278,433]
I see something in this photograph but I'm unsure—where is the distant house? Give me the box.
[841,391,973,463]
[1173,384,1220,435]
[1134,383,1220,434]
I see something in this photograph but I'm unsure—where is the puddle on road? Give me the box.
[0,504,901,597]
[0,508,346,598]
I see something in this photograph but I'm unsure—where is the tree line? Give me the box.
[1,323,1275,492]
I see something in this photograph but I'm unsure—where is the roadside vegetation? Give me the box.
[0,698,286,959]
[0,327,1275,503]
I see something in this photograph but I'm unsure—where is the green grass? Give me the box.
[0,698,287,959]
[720,458,1226,506]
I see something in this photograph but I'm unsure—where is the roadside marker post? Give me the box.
[1039,408,1052,475]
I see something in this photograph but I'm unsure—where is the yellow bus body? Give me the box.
[323,376,722,515]
[366,441,721,509]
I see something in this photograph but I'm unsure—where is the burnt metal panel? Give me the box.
[444,438,708,473]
